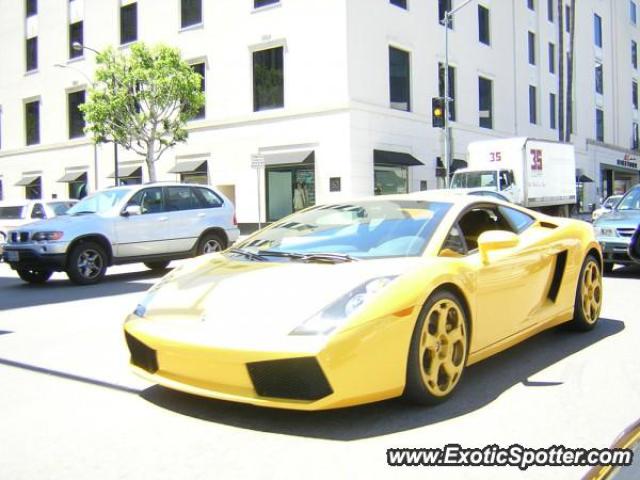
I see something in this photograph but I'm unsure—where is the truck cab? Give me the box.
[450,168,520,203]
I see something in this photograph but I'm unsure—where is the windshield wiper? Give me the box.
[227,248,268,262]
[257,250,358,264]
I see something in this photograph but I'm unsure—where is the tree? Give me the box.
[81,43,205,182]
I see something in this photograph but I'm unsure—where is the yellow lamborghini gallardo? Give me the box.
[124,192,603,410]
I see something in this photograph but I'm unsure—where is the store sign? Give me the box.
[617,155,638,169]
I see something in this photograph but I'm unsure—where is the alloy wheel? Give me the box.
[77,249,104,280]
[581,260,602,324]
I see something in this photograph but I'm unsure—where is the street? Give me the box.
[0,261,639,480]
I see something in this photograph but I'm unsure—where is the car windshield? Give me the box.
[451,171,497,189]
[47,201,76,216]
[0,206,25,220]
[617,189,640,211]
[235,200,451,259]
[67,188,130,215]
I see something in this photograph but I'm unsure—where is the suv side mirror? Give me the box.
[478,230,519,265]
[122,205,142,217]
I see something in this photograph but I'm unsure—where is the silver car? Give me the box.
[593,185,640,272]
[2,183,239,285]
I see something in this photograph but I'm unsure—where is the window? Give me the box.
[456,207,518,251]
[549,43,556,73]
[68,90,86,139]
[390,0,407,8]
[632,1,638,24]
[254,0,279,8]
[25,100,40,146]
[181,0,202,28]
[25,177,42,200]
[31,203,45,219]
[478,5,490,45]
[127,188,164,214]
[67,173,88,199]
[633,41,638,69]
[190,62,205,119]
[253,47,284,111]
[0,108,2,150]
[478,76,493,129]
[69,21,83,59]
[389,46,411,111]
[633,122,639,150]
[547,0,554,22]
[529,86,537,124]
[26,0,37,17]
[550,93,557,129]
[26,37,38,71]
[0,179,3,201]
[595,63,603,94]
[527,0,535,11]
[594,14,602,48]
[438,63,456,121]
[120,2,137,45]
[565,5,571,32]
[596,108,604,141]
[499,206,534,233]
[528,32,536,65]
[439,0,452,27]
[165,186,205,211]
[195,188,223,208]
[633,81,638,110]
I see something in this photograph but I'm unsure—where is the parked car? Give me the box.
[0,200,77,254]
[124,191,602,410]
[2,183,239,285]
[592,194,623,222]
[593,185,640,272]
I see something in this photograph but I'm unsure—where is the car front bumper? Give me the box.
[598,237,634,265]
[2,242,69,271]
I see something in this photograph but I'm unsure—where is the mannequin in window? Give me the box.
[293,181,307,211]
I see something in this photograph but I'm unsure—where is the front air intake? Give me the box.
[125,332,159,374]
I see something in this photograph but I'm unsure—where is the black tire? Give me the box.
[197,232,226,255]
[66,241,108,285]
[17,268,52,284]
[603,262,614,274]
[144,261,170,270]
[570,254,603,331]
[403,290,469,406]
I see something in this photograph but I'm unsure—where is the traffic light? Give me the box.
[432,97,446,128]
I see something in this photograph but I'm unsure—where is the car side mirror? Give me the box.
[478,230,519,265]
[122,205,142,217]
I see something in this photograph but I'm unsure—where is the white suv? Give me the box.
[2,183,239,285]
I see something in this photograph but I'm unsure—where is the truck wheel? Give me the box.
[17,268,52,284]
[66,242,108,285]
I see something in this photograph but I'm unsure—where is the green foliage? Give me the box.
[80,43,205,180]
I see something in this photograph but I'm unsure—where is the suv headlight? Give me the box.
[594,226,617,238]
[289,276,398,336]
[32,231,64,242]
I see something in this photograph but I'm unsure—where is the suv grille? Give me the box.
[10,232,30,243]
[617,228,635,238]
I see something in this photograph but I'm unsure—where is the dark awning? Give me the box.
[577,174,594,183]
[374,150,423,166]
[263,150,314,166]
[15,175,40,186]
[107,166,142,178]
[58,171,87,183]
[168,160,207,174]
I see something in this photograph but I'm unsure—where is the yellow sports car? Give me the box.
[124,192,603,410]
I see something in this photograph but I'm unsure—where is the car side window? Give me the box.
[195,187,223,208]
[440,223,467,257]
[457,207,514,251]
[31,203,45,219]
[127,188,164,214]
[498,206,534,233]
[165,186,201,211]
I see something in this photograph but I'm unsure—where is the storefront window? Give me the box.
[266,165,315,221]
[374,164,408,195]
[68,173,88,199]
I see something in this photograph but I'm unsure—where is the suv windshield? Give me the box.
[235,200,451,259]
[451,171,498,189]
[0,206,25,220]
[617,188,640,211]
[67,188,130,215]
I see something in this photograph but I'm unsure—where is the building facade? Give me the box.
[0,0,639,229]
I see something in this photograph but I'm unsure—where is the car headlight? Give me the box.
[289,276,398,336]
[594,226,618,237]
[32,231,64,241]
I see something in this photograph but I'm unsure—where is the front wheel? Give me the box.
[570,254,603,331]
[66,242,108,285]
[17,268,52,284]
[403,290,469,405]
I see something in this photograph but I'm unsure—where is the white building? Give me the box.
[0,0,639,230]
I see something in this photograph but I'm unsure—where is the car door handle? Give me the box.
[158,217,169,222]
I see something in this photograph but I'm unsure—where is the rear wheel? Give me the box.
[198,232,225,255]
[571,254,603,331]
[66,242,108,285]
[403,290,469,405]
[17,268,52,284]
[144,261,170,270]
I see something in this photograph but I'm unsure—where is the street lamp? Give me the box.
[443,0,475,187]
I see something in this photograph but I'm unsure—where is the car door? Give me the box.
[163,186,203,252]
[114,187,169,258]
[456,205,556,352]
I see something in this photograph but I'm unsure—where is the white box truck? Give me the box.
[450,137,577,216]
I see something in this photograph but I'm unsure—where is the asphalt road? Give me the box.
[1,261,639,480]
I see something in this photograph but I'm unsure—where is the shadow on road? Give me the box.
[0,268,169,311]
[140,317,624,441]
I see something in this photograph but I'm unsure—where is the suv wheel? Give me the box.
[67,242,108,285]
[17,268,53,284]
[198,232,225,255]
[144,261,170,270]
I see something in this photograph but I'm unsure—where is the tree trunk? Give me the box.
[565,0,576,142]
[558,0,565,142]
[146,142,157,183]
